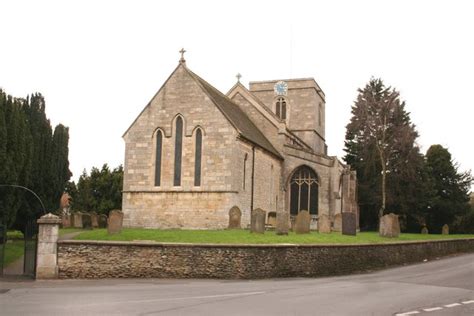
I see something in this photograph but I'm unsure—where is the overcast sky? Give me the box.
[1,0,473,187]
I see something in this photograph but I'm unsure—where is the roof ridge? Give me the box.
[184,67,282,159]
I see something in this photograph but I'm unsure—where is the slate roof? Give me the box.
[185,67,283,159]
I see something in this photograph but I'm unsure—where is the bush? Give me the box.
[6,230,24,240]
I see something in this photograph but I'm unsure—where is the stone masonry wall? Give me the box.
[123,192,236,229]
[249,79,326,154]
[123,64,237,192]
[57,239,474,279]
[123,64,241,228]
[231,141,283,228]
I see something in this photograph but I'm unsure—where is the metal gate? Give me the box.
[0,223,5,277]
[23,219,38,277]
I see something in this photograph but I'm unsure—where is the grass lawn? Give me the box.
[3,240,24,266]
[72,228,474,244]
[59,228,84,236]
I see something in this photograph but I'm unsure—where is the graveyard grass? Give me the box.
[4,240,24,266]
[70,228,474,244]
[59,228,84,236]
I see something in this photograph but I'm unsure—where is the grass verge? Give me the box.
[72,229,474,244]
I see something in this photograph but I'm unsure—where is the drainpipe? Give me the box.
[250,146,256,214]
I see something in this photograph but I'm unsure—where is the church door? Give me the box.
[289,166,319,216]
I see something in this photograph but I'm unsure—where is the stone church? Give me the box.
[122,53,357,230]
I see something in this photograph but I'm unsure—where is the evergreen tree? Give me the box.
[425,145,472,233]
[71,165,123,215]
[51,124,72,210]
[344,78,431,230]
[0,89,71,229]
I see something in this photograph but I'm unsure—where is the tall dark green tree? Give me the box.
[0,89,71,229]
[51,124,72,210]
[425,145,472,233]
[344,78,432,231]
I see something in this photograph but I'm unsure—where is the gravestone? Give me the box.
[69,213,75,227]
[294,210,311,234]
[73,212,83,228]
[107,210,124,234]
[98,214,108,228]
[61,214,71,228]
[228,206,242,229]
[421,226,429,234]
[442,224,449,235]
[90,212,99,228]
[82,213,92,230]
[267,212,277,227]
[276,212,289,235]
[342,212,357,236]
[333,213,342,232]
[318,214,331,233]
[250,208,266,234]
[379,213,400,238]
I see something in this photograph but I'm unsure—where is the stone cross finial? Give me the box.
[236,73,242,82]
[179,48,186,63]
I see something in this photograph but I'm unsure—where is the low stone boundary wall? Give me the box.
[57,239,474,279]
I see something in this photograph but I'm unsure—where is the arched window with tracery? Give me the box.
[289,166,319,216]
[173,116,183,186]
[154,130,163,186]
[275,97,287,120]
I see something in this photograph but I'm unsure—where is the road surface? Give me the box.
[0,253,473,315]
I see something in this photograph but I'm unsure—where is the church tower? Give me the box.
[248,78,327,155]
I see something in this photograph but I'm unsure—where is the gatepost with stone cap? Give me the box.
[36,213,61,279]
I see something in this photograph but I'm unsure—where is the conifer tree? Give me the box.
[425,145,472,232]
[0,89,71,229]
[344,78,431,230]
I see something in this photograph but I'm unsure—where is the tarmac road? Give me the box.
[0,253,473,315]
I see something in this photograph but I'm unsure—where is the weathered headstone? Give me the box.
[107,210,124,234]
[73,212,83,228]
[333,213,342,232]
[267,212,277,227]
[250,208,266,234]
[82,213,92,230]
[69,213,75,227]
[442,224,449,235]
[90,212,99,228]
[342,212,357,236]
[318,214,331,233]
[276,212,289,235]
[61,214,71,228]
[379,213,400,238]
[421,226,429,234]
[294,210,311,234]
[228,206,242,229]
[99,214,108,228]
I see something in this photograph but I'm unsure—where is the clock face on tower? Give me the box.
[274,81,288,96]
